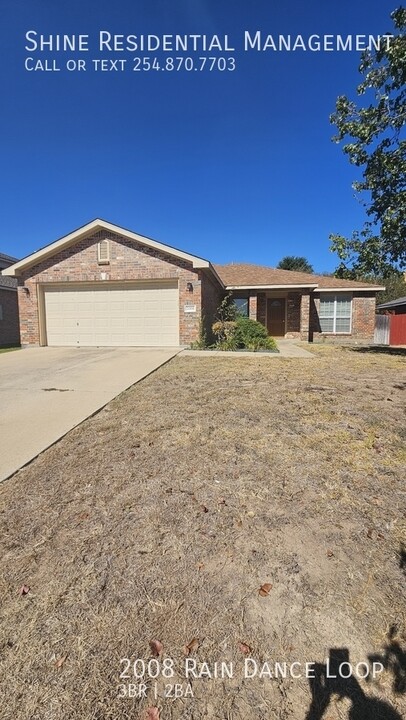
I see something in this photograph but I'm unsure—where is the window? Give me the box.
[97,239,110,264]
[319,293,352,333]
[233,297,249,317]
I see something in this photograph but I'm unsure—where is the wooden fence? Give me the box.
[390,314,406,346]
[374,314,390,345]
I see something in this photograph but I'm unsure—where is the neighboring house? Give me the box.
[0,252,20,347]
[377,297,406,315]
[376,296,406,346]
[3,219,384,347]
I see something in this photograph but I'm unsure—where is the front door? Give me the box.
[267,298,286,337]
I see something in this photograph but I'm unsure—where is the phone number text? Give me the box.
[133,56,236,71]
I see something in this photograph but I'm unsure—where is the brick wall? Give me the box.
[17,230,205,346]
[257,293,266,325]
[351,294,376,339]
[248,294,258,321]
[200,271,224,344]
[286,293,300,337]
[0,289,20,346]
[311,293,376,343]
[239,290,377,342]
[299,293,311,341]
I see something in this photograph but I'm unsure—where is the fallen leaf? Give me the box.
[367,528,374,539]
[326,550,334,558]
[218,498,227,505]
[145,708,160,720]
[247,511,255,518]
[377,533,385,540]
[184,637,200,655]
[55,655,67,669]
[238,642,251,655]
[149,640,163,658]
[197,563,205,571]
[201,505,209,513]
[258,583,273,597]
[19,585,30,596]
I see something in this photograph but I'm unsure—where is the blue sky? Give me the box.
[1,0,397,271]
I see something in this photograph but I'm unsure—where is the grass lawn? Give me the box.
[0,345,405,720]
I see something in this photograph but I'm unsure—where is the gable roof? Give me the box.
[1,220,385,293]
[377,296,406,310]
[3,219,211,276]
[214,263,385,292]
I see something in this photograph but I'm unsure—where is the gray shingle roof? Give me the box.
[0,274,17,289]
[0,252,18,268]
[377,296,406,309]
[0,251,19,289]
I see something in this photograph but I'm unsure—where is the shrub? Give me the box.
[215,293,238,322]
[212,320,237,349]
[211,314,278,352]
[233,317,278,351]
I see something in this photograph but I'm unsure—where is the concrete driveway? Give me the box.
[0,346,180,482]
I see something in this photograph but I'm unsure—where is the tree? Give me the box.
[376,271,406,305]
[276,255,314,273]
[330,7,406,278]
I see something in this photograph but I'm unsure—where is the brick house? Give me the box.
[3,219,384,347]
[0,252,21,347]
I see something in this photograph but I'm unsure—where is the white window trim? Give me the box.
[319,293,352,334]
[97,239,110,265]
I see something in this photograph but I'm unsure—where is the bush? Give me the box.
[211,320,237,349]
[233,317,278,351]
[211,315,278,352]
[215,293,238,322]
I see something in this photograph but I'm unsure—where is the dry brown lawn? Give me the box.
[0,345,405,720]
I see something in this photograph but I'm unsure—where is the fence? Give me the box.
[374,314,390,345]
[390,313,406,346]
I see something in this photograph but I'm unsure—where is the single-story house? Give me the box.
[3,219,384,347]
[0,252,21,347]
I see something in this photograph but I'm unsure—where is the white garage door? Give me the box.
[44,282,179,347]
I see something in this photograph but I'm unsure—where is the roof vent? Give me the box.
[97,239,110,264]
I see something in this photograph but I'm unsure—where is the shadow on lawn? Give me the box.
[364,548,406,697]
[305,551,406,718]
[366,625,406,698]
[399,543,406,577]
[346,345,406,357]
[304,648,402,720]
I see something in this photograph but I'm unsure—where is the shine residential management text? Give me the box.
[25,31,393,54]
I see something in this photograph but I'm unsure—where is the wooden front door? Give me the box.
[267,298,286,337]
